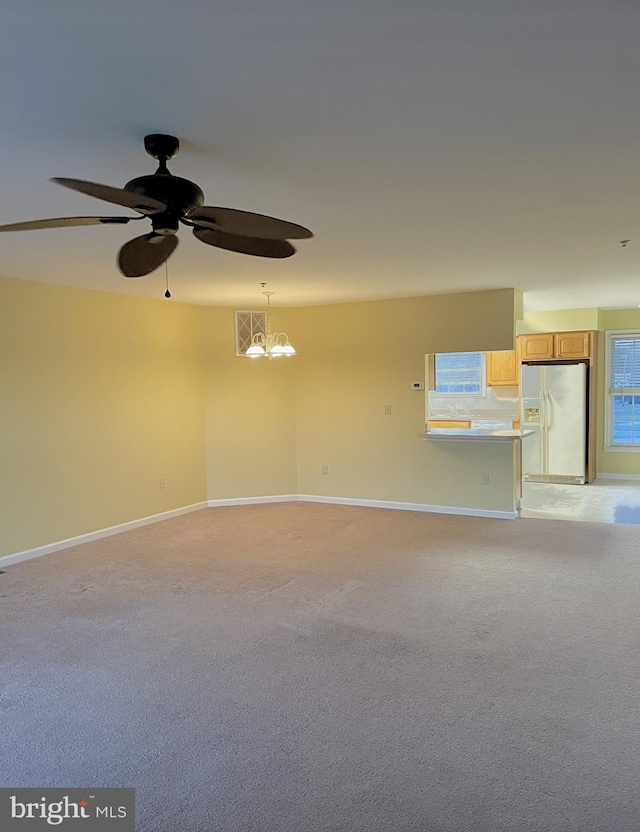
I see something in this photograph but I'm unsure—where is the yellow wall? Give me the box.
[0,277,207,557]
[1,282,521,558]
[7,282,639,559]
[596,308,640,476]
[293,290,519,513]
[202,306,298,499]
[598,308,640,332]
[518,308,600,333]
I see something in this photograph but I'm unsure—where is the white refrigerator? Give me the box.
[520,362,588,484]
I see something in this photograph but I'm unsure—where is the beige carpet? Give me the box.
[2,503,640,831]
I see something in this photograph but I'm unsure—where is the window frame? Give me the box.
[432,351,487,396]
[235,310,267,357]
[604,329,640,452]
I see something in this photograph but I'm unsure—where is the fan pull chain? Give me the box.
[164,260,171,299]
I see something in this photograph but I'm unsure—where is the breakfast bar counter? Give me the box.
[419,428,535,443]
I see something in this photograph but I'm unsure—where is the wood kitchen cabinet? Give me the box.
[554,331,591,359]
[519,333,554,361]
[518,331,592,361]
[486,350,519,386]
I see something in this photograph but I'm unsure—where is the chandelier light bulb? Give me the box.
[246,342,266,357]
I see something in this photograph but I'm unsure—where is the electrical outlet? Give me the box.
[384,404,392,415]
[322,465,329,475]
[160,478,166,489]
[482,474,490,486]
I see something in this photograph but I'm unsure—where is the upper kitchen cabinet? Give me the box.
[486,350,519,386]
[519,333,554,361]
[554,331,591,359]
[518,331,593,361]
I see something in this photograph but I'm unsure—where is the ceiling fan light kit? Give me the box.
[0,134,312,280]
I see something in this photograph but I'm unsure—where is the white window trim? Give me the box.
[433,352,487,397]
[235,310,266,357]
[604,329,640,452]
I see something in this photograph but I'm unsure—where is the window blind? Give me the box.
[434,352,484,394]
[608,334,640,446]
[609,335,640,392]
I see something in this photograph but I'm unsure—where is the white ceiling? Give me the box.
[1,0,640,311]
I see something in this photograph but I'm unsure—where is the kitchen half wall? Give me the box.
[293,289,520,514]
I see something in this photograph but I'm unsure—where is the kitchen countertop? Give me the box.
[427,410,518,421]
[419,428,536,443]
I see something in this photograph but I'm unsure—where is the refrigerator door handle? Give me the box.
[541,389,547,474]
[545,389,552,430]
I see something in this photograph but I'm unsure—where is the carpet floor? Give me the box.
[1,503,640,831]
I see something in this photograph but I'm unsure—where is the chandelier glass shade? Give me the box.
[246,291,296,358]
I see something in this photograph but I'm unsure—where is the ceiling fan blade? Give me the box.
[52,178,167,215]
[0,215,138,232]
[193,227,295,258]
[188,206,312,240]
[118,233,179,277]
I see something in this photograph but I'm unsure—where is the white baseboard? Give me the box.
[210,492,518,520]
[0,501,208,569]
[595,473,640,481]
[296,494,518,520]
[1,494,517,567]
[207,495,298,507]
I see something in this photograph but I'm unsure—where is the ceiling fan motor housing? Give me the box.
[124,174,205,234]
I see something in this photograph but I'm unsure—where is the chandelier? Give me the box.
[246,289,296,358]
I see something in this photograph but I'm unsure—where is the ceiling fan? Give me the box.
[0,134,313,277]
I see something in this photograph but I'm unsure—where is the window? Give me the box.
[606,331,640,448]
[434,351,486,394]
[235,311,266,356]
